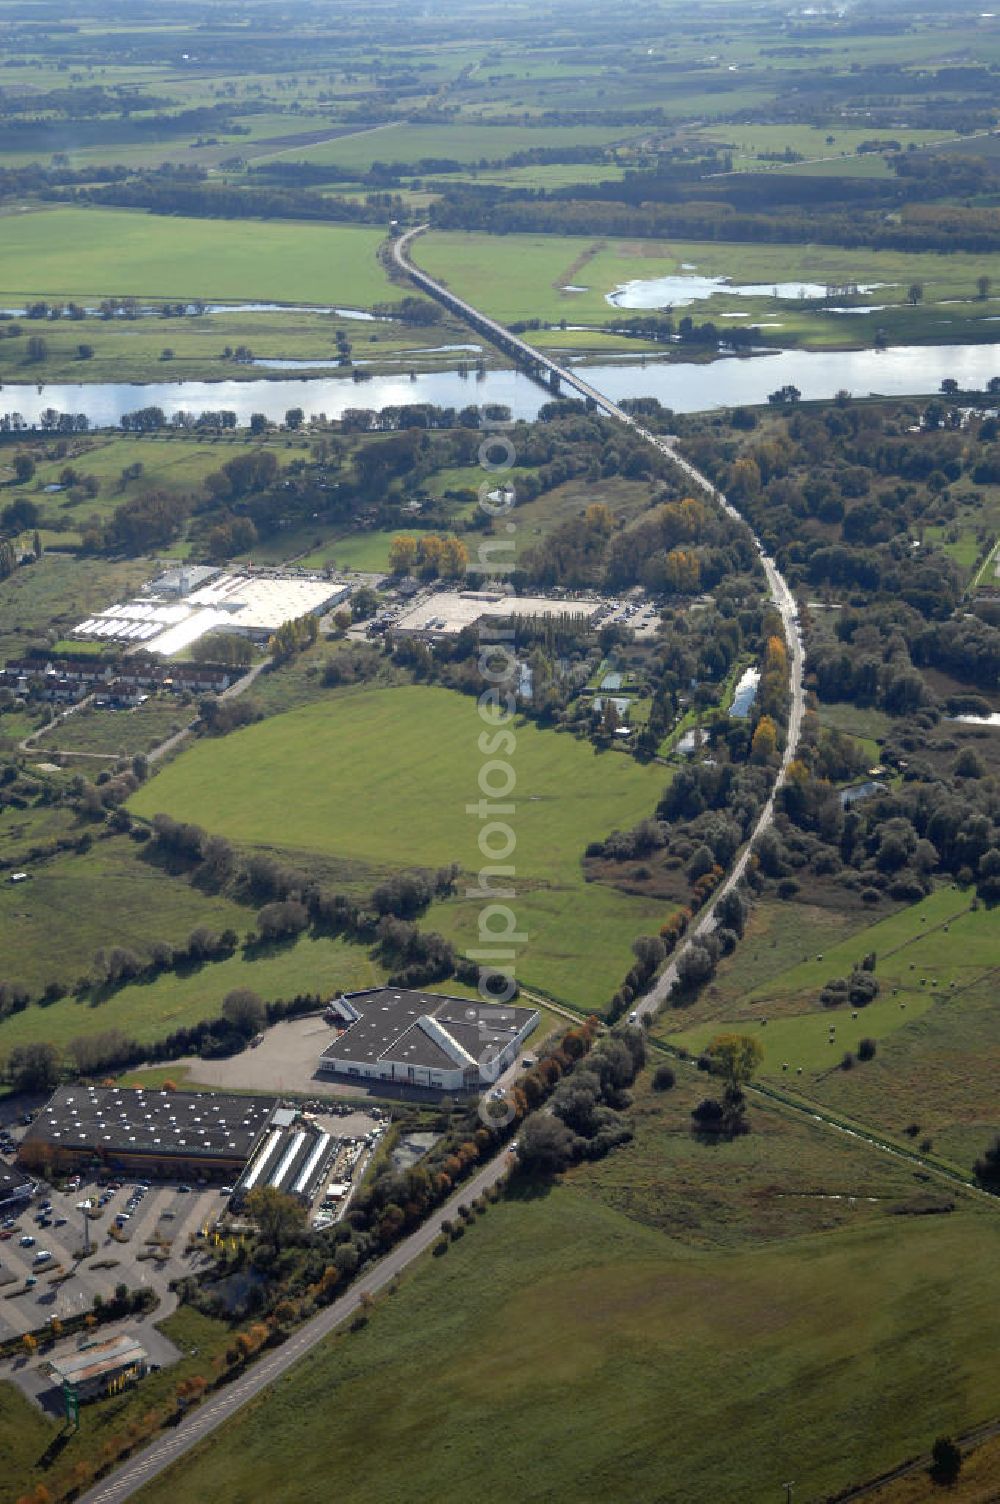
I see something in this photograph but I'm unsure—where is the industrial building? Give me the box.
[230,1106,337,1209]
[0,1159,34,1212]
[319,988,539,1090]
[17,1086,278,1182]
[17,1088,338,1206]
[45,1333,148,1402]
[391,589,603,639]
[72,569,351,657]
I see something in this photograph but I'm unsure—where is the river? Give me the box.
[2,341,998,428]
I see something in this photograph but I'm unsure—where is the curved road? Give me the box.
[79,1148,514,1503]
[72,235,804,1503]
[392,226,805,1015]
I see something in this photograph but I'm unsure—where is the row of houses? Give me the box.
[0,657,237,703]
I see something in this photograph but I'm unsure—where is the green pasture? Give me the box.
[0,926,382,1055]
[659,888,1000,1155]
[257,123,637,171]
[0,207,391,307]
[129,684,667,1008]
[0,838,247,995]
[695,122,959,166]
[414,230,1000,335]
[130,685,663,885]
[17,433,294,527]
[0,305,443,386]
[134,1158,1000,1504]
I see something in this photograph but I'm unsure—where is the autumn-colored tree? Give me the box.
[765,635,787,675]
[664,548,701,593]
[245,1186,306,1252]
[440,535,469,577]
[416,533,445,577]
[704,1034,764,1094]
[388,533,418,574]
[584,502,613,535]
[22,1333,37,1356]
[751,714,779,764]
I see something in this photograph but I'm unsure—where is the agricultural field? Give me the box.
[0,928,383,1055]
[413,231,1000,344]
[0,208,392,309]
[657,888,1000,1173]
[255,122,639,171]
[134,1073,1000,1504]
[129,684,668,1009]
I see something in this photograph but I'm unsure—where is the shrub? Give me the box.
[857,1037,877,1062]
[652,1064,676,1092]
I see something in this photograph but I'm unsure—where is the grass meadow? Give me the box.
[132,1073,1000,1504]
[0,207,391,308]
[414,230,1000,336]
[658,888,1000,1172]
[130,684,669,1009]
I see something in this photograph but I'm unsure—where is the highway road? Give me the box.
[392,226,806,1017]
[79,1147,515,1504]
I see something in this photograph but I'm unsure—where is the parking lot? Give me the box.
[593,595,662,640]
[0,1165,225,1343]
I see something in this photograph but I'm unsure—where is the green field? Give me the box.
[257,122,636,171]
[133,1074,1000,1504]
[0,929,383,1055]
[0,307,447,387]
[130,684,668,1008]
[659,888,1000,1170]
[0,207,391,307]
[413,230,1000,336]
[0,838,248,995]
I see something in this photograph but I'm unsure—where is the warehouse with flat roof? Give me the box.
[319,988,539,1090]
[17,1086,278,1181]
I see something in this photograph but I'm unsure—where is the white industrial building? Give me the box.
[392,589,602,639]
[72,570,351,657]
[319,988,539,1091]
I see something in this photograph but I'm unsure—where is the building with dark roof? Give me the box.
[0,1158,34,1211]
[319,989,539,1091]
[17,1086,278,1181]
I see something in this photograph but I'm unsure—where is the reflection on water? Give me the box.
[3,341,1000,428]
[607,274,886,309]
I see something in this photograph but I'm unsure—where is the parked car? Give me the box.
[19,1234,34,1248]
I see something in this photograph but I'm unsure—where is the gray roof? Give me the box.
[21,1086,277,1162]
[321,989,536,1073]
[0,1159,33,1202]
